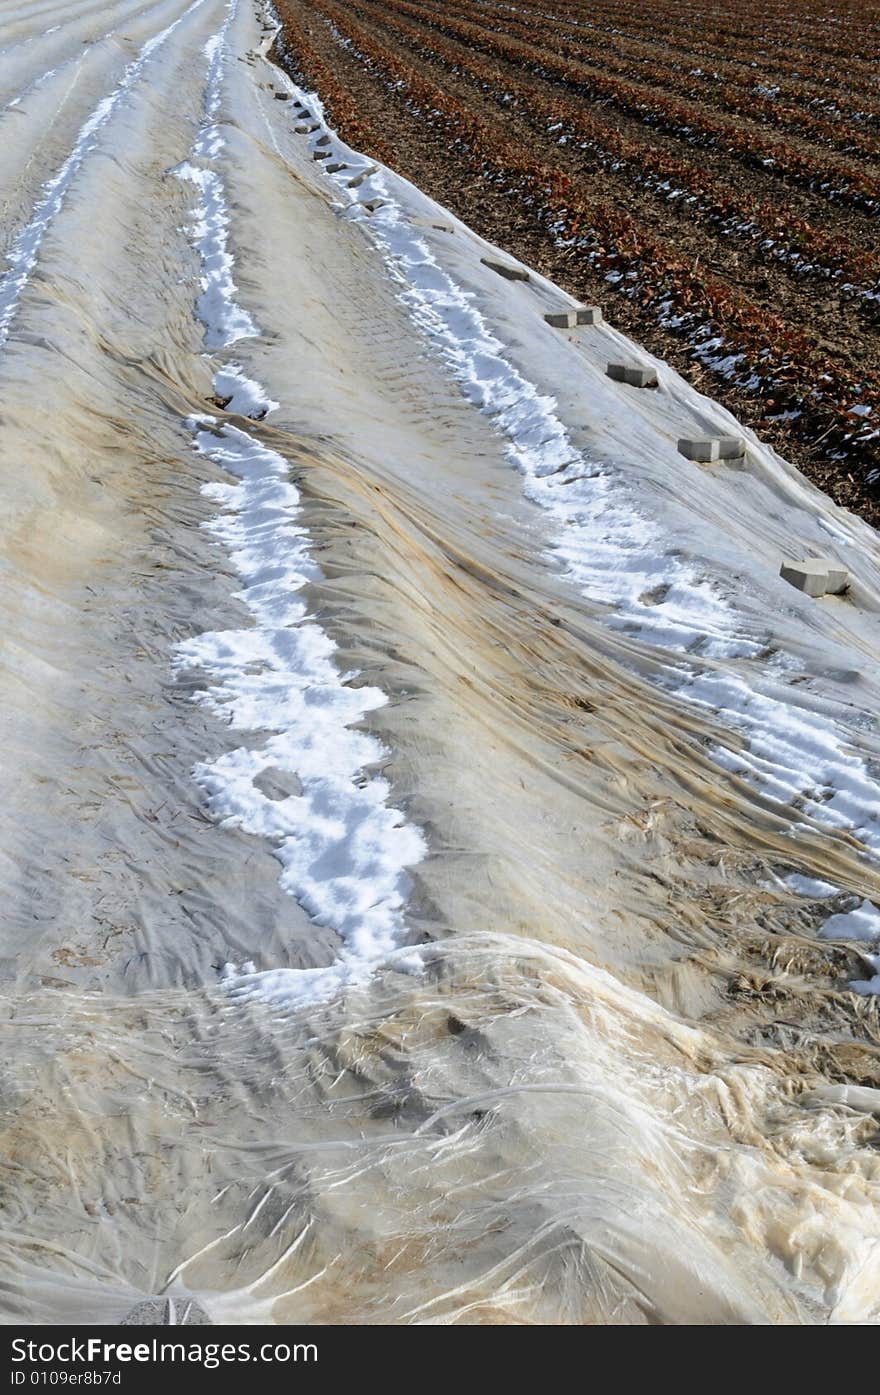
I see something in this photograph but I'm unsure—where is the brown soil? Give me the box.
[273,0,880,529]
[345,0,880,347]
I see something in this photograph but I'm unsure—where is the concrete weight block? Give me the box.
[678,438,719,462]
[677,436,745,462]
[576,306,603,325]
[825,563,850,595]
[716,435,746,459]
[545,310,578,329]
[779,557,848,597]
[780,559,831,597]
[606,362,658,388]
[480,256,530,282]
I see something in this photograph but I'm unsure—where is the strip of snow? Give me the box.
[174,0,425,1011]
[4,63,60,110]
[175,160,259,348]
[0,0,211,349]
[178,424,426,1008]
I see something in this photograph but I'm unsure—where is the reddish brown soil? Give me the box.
[273,0,880,529]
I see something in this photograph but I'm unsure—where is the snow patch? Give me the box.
[818,899,880,945]
[212,363,277,417]
[175,161,259,349]
[850,955,880,996]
